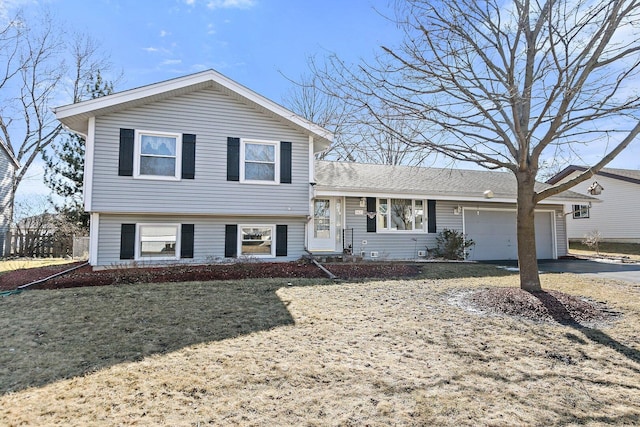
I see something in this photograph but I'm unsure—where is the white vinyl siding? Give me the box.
[91,87,310,215]
[560,173,640,242]
[0,151,16,257]
[95,214,305,266]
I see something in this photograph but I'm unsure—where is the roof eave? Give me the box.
[0,139,19,169]
[54,69,334,147]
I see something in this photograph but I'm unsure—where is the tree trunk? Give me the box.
[516,172,542,292]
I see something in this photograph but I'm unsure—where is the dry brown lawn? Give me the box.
[1,267,639,426]
[0,258,75,274]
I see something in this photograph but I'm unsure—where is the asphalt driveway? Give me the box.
[485,259,640,284]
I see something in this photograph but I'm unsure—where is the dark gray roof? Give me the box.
[315,161,593,202]
[547,165,640,185]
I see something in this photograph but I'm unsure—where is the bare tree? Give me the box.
[284,70,431,165]
[311,0,640,291]
[0,9,112,197]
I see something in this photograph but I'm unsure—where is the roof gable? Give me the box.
[54,69,333,151]
[547,165,640,186]
[0,138,19,169]
[315,161,594,203]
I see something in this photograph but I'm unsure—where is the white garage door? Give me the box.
[464,210,554,261]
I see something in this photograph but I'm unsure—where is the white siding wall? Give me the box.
[342,197,567,259]
[0,152,15,257]
[561,173,640,242]
[91,87,311,215]
[96,214,306,266]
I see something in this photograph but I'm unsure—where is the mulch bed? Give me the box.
[1,261,421,291]
[462,287,621,325]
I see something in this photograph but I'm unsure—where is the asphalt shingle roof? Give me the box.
[315,161,593,202]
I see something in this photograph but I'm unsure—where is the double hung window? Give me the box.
[135,131,182,179]
[377,198,425,232]
[240,139,279,183]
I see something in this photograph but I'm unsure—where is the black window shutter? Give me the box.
[182,134,196,179]
[225,224,238,258]
[280,142,292,184]
[227,137,240,181]
[120,224,136,260]
[427,200,437,233]
[119,129,135,176]
[276,225,288,256]
[181,224,194,258]
[366,197,376,233]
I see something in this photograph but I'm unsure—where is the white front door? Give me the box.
[308,197,342,252]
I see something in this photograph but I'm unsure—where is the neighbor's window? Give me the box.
[135,131,181,179]
[137,224,180,260]
[573,204,590,219]
[241,139,279,183]
[239,225,275,257]
[377,198,425,231]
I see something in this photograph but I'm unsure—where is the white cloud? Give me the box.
[160,30,169,37]
[184,0,196,5]
[207,0,256,10]
[161,59,182,66]
[143,47,160,52]
[207,23,216,35]
[0,0,34,20]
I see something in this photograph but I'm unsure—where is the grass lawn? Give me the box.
[569,241,640,261]
[1,266,639,425]
[0,258,77,274]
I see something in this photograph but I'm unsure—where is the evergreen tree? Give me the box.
[44,71,113,231]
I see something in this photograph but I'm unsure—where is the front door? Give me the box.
[308,197,341,252]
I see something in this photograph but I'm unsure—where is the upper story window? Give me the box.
[573,204,590,219]
[240,139,279,184]
[135,130,182,180]
[377,198,425,232]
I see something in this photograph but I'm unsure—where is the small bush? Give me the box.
[582,230,602,255]
[433,228,475,260]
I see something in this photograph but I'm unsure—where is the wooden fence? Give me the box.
[3,231,74,258]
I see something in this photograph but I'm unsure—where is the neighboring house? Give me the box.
[0,138,19,257]
[548,165,640,243]
[54,70,593,267]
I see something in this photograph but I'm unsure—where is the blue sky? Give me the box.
[5,0,640,199]
[6,0,401,198]
[50,0,399,104]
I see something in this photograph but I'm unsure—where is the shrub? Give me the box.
[582,230,602,255]
[433,228,475,260]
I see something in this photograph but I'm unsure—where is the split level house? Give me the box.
[1,139,19,257]
[54,70,593,267]
[548,165,640,243]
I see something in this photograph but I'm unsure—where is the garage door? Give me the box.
[464,210,554,261]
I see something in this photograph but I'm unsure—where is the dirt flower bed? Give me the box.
[1,261,421,290]
[457,287,622,326]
